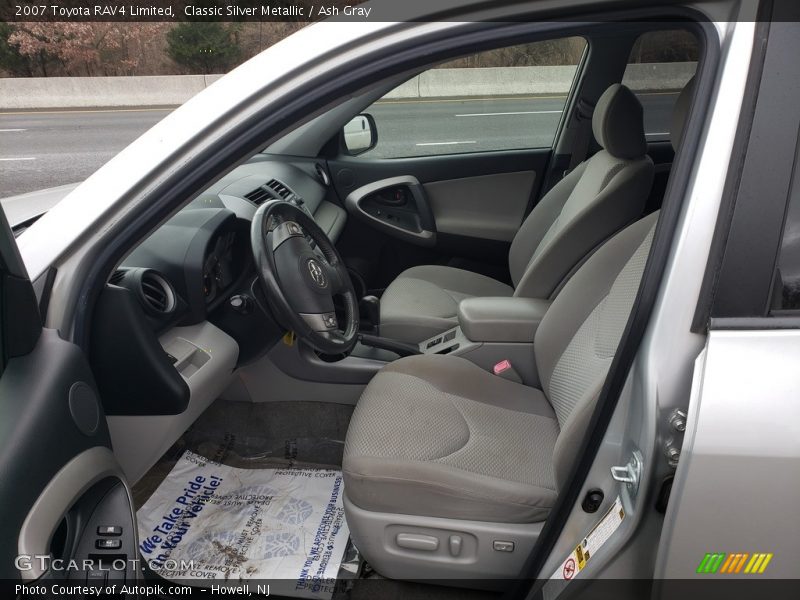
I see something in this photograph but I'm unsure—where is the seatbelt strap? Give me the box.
[566,98,596,173]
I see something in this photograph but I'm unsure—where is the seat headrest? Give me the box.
[592,84,646,159]
[670,76,696,151]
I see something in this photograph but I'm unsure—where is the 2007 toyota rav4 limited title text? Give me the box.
[0,1,799,600]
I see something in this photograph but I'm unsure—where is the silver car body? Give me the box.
[3,0,797,590]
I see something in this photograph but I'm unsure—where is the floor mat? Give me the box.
[133,400,355,510]
[186,400,354,469]
[137,449,351,599]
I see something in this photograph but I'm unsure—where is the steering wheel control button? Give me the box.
[306,258,328,289]
[271,220,305,250]
[323,313,338,329]
[97,526,122,536]
[96,538,122,550]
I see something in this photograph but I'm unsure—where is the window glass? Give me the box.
[622,30,699,141]
[774,140,800,311]
[359,37,587,158]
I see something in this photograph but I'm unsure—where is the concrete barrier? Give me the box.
[0,63,694,110]
[383,62,696,100]
[0,74,222,110]
[385,65,580,99]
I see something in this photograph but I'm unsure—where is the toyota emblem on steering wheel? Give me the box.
[307,258,327,288]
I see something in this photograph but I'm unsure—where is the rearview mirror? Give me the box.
[343,113,377,156]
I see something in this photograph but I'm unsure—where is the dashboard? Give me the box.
[90,155,347,417]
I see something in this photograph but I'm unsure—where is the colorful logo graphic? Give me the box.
[696,552,773,574]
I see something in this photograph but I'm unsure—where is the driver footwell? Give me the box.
[132,400,358,598]
[132,400,499,599]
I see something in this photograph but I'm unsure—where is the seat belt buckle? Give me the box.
[493,360,522,383]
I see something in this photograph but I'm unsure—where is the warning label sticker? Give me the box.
[549,495,625,581]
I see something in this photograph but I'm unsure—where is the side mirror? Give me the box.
[342,113,378,156]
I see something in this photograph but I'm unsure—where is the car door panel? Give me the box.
[0,208,137,585]
[657,16,800,580]
[424,169,536,242]
[330,147,549,206]
[656,333,800,579]
[329,148,550,247]
[329,149,550,287]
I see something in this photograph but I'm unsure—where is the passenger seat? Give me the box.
[380,83,654,343]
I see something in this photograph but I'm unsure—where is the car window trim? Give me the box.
[519,13,721,591]
[693,10,800,329]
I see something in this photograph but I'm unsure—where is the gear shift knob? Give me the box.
[359,295,381,335]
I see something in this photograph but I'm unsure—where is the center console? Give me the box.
[268,295,551,389]
[418,297,551,386]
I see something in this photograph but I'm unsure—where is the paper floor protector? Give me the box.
[136,450,350,599]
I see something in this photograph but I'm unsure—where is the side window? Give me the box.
[622,30,699,141]
[773,138,800,311]
[358,37,587,159]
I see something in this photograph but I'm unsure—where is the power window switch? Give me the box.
[96,538,122,550]
[97,526,122,536]
[426,336,442,349]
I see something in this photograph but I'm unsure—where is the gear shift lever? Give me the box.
[359,295,380,335]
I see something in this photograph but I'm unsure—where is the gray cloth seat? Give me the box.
[381,83,654,343]
[344,211,659,523]
[375,265,514,344]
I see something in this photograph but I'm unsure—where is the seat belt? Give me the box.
[565,97,596,174]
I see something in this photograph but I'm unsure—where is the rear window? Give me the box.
[621,30,699,141]
[772,136,800,311]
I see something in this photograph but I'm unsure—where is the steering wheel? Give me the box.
[251,200,359,355]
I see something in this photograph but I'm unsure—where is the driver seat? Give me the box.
[342,210,658,580]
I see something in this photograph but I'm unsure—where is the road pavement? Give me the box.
[0,92,679,198]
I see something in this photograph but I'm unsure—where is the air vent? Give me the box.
[266,178,292,199]
[244,186,272,205]
[243,178,294,205]
[139,271,175,314]
[109,270,126,285]
[315,163,330,186]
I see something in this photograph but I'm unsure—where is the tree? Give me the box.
[0,22,34,76]
[7,23,167,76]
[167,22,242,75]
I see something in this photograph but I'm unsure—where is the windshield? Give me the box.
[0,21,309,226]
